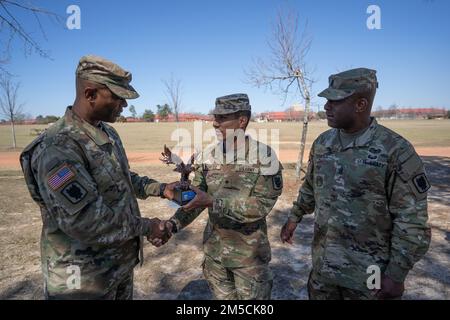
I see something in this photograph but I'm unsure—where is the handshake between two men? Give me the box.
[145,181,214,247]
[144,145,214,247]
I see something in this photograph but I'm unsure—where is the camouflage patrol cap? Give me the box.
[318,68,378,101]
[76,55,139,99]
[211,93,251,115]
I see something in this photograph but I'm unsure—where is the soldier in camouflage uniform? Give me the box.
[162,94,283,299]
[20,55,175,299]
[281,68,431,300]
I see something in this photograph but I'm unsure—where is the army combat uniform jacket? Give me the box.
[289,118,431,291]
[171,136,283,267]
[20,107,162,298]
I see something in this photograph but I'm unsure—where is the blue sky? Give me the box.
[4,0,450,118]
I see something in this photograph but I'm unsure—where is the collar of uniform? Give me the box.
[97,122,116,146]
[224,135,252,164]
[198,136,267,166]
[327,117,378,151]
[201,135,252,165]
[323,129,341,151]
[351,117,378,148]
[65,106,111,146]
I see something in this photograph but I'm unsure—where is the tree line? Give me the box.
[117,104,173,122]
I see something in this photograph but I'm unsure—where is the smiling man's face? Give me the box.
[212,113,241,141]
[212,112,251,141]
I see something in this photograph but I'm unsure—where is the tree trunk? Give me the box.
[11,120,17,149]
[296,96,310,178]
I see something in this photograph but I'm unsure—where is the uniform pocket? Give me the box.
[250,276,273,300]
[235,265,273,300]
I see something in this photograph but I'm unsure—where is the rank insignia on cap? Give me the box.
[61,181,87,204]
[48,165,75,190]
[413,173,431,194]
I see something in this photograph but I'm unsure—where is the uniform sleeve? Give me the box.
[129,172,162,199]
[385,147,431,282]
[289,142,316,223]
[212,164,283,224]
[170,165,207,232]
[33,136,153,246]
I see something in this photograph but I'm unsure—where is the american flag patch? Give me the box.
[48,165,75,190]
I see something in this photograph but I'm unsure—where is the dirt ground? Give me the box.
[0,156,448,300]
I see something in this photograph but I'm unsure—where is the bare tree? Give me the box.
[0,0,62,73]
[246,8,314,178]
[0,74,24,148]
[163,74,182,122]
[389,103,399,119]
[129,105,137,118]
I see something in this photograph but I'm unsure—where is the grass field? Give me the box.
[1,119,449,152]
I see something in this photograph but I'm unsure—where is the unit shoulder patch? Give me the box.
[272,174,283,190]
[61,181,88,204]
[412,173,430,194]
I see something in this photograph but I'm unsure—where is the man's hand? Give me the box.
[182,185,213,211]
[147,219,173,247]
[373,275,405,299]
[280,220,298,245]
[162,181,179,201]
